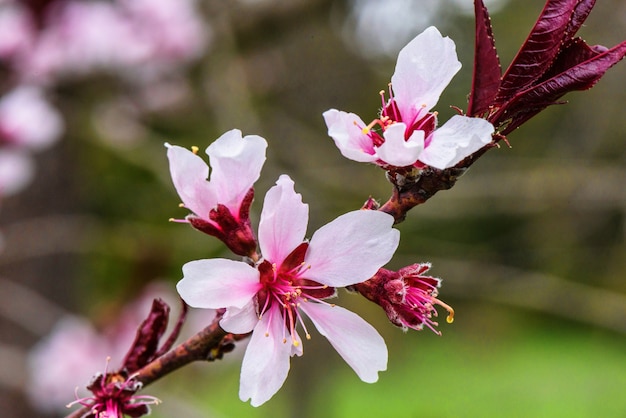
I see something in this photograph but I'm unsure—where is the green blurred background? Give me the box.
[1,0,626,416]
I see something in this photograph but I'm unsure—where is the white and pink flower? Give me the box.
[166,129,267,256]
[177,174,399,406]
[323,26,494,170]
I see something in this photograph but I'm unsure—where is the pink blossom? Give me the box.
[177,174,399,406]
[354,263,454,334]
[166,129,267,256]
[27,317,113,414]
[0,4,35,62]
[17,0,210,84]
[119,0,210,67]
[0,148,34,197]
[0,86,63,150]
[323,26,494,170]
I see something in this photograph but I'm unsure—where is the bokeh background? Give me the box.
[2,0,626,417]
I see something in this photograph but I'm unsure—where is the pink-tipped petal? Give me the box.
[258,175,309,265]
[177,259,260,309]
[166,144,216,218]
[239,307,292,407]
[300,303,387,383]
[323,109,378,163]
[206,129,267,213]
[391,26,461,124]
[376,123,424,167]
[419,114,494,169]
[305,210,399,287]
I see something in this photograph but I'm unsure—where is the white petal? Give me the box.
[375,123,424,167]
[300,303,387,383]
[220,300,259,334]
[419,115,494,169]
[166,144,217,218]
[239,307,292,407]
[258,175,308,266]
[391,26,461,124]
[206,129,267,214]
[305,210,399,287]
[323,109,378,163]
[176,259,260,309]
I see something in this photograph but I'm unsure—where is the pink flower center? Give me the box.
[256,244,335,346]
[358,84,438,146]
[401,277,455,335]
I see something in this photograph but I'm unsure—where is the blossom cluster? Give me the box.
[166,28,482,404]
[27,0,625,414]
[0,0,210,203]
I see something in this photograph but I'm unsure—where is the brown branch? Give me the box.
[378,142,498,223]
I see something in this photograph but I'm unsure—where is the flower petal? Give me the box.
[305,210,399,287]
[391,26,461,125]
[220,300,259,334]
[300,303,387,383]
[323,109,378,163]
[166,144,217,219]
[239,306,292,407]
[419,114,494,169]
[206,129,267,214]
[259,175,308,266]
[375,123,424,167]
[177,259,261,309]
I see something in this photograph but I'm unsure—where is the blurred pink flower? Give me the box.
[167,129,267,256]
[17,0,210,84]
[177,175,398,406]
[0,148,34,197]
[27,282,201,414]
[27,316,112,414]
[0,85,63,150]
[324,26,494,170]
[0,3,35,62]
[119,0,210,69]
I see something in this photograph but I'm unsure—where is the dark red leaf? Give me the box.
[467,0,502,117]
[496,40,626,135]
[122,298,170,373]
[497,0,579,103]
[564,0,596,41]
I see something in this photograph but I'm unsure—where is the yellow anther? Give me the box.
[293,340,300,347]
[446,314,454,324]
[191,146,199,154]
[178,203,185,207]
[168,218,175,222]
[305,333,311,340]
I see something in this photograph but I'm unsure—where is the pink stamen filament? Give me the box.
[382,83,401,121]
[258,262,330,346]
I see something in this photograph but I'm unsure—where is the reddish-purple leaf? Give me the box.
[495,40,626,135]
[467,0,502,117]
[497,0,579,103]
[122,298,170,373]
[564,0,596,41]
